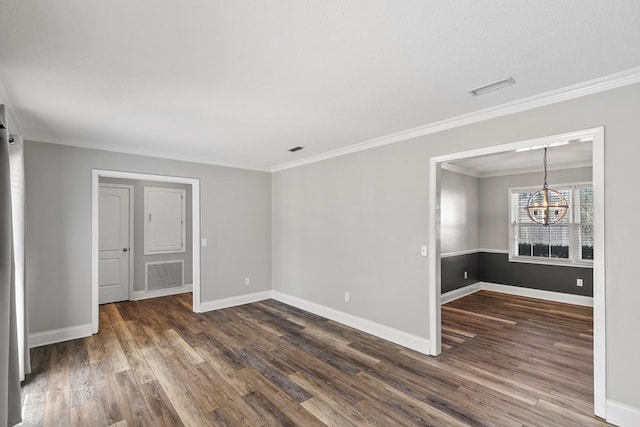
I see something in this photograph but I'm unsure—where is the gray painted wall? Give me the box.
[99,177,193,291]
[25,141,271,334]
[478,166,593,251]
[441,167,593,295]
[272,83,640,408]
[440,169,479,254]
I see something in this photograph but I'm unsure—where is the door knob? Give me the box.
[123,248,128,252]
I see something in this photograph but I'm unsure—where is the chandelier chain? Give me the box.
[543,147,548,189]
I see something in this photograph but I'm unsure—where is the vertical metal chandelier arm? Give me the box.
[525,147,569,226]
[543,147,548,190]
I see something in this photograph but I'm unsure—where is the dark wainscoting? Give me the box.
[441,251,594,297]
[441,252,480,293]
[478,252,593,297]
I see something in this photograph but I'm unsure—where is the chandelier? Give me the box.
[525,147,569,226]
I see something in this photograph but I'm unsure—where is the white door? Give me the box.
[99,185,131,304]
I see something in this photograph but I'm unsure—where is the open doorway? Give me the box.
[91,170,201,333]
[428,127,605,416]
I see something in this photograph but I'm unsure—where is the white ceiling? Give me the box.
[1,1,639,171]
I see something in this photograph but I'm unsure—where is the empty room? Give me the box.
[2,2,640,426]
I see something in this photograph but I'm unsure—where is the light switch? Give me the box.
[201,238,207,247]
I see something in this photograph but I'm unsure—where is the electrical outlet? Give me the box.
[576,278,583,287]
[245,277,250,286]
[344,292,350,303]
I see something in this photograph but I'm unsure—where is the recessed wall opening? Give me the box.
[428,127,605,417]
[91,169,201,333]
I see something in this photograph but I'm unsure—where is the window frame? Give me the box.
[508,181,593,268]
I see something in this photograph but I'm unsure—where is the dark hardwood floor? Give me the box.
[19,290,611,426]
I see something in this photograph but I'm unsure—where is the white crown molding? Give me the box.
[24,135,271,173]
[271,66,640,172]
[441,163,479,177]
[478,160,592,178]
[442,160,592,178]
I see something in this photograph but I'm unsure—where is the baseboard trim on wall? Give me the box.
[131,284,193,301]
[441,283,482,304]
[271,291,431,355]
[480,282,593,307]
[607,399,640,427]
[29,323,93,348]
[441,282,593,307]
[198,290,272,313]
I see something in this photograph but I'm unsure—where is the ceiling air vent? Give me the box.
[288,146,304,152]
[468,76,516,96]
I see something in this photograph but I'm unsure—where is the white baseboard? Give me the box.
[198,290,272,313]
[131,284,193,301]
[441,282,593,307]
[607,400,640,427]
[480,282,593,307]
[441,283,482,304]
[271,291,430,355]
[29,323,93,348]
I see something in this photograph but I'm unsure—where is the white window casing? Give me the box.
[508,182,593,267]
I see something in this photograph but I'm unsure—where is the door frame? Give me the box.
[427,126,606,417]
[98,183,135,301]
[91,169,201,332]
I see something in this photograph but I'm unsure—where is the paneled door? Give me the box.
[99,185,131,304]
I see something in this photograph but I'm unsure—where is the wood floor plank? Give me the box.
[23,291,611,426]
[70,401,98,427]
[169,392,215,427]
[238,367,324,427]
[241,390,298,426]
[101,327,131,374]
[195,363,265,426]
[291,373,375,426]
[89,360,124,426]
[139,345,187,399]
[42,388,70,427]
[113,369,154,426]
[194,345,252,397]
[112,319,156,385]
[138,380,185,427]
[236,348,312,403]
[68,339,93,408]
[21,345,49,426]
[163,328,205,365]
[42,342,71,427]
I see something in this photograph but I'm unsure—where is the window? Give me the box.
[509,183,593,265]
[144,187,186,254]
